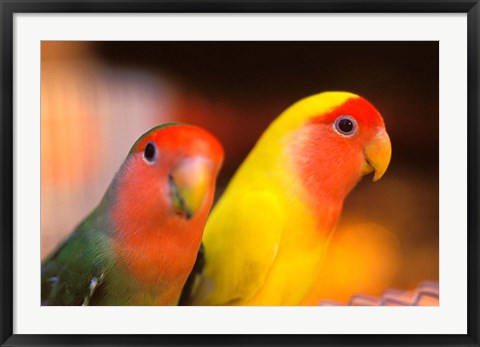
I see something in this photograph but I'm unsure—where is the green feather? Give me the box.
[41,204,114,306]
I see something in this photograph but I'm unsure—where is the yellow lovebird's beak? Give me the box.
[361,129,392,182]
[170,157,212,220]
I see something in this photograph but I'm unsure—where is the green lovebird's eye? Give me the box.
[143,142,156,163]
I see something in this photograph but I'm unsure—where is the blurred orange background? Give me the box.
[41,41,439,305]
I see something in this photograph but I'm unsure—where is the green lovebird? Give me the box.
[41,124,224,305]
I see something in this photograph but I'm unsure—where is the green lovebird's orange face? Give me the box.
[113,123,224,228]
[289,94,392,205]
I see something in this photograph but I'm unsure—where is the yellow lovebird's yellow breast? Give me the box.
[195,139,336,305]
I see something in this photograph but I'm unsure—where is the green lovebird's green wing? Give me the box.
[41,216,113,306]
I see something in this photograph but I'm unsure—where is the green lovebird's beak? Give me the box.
[361,129,392,182]
[169,157,212,220]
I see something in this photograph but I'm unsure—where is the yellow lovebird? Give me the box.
[182,92,392,306]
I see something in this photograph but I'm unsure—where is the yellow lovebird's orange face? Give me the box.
[288,93,392,205]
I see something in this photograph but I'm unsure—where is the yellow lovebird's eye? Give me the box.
[334,116,357,136]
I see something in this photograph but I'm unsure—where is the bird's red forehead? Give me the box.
[131,124,224,162]
[311,96,385,128]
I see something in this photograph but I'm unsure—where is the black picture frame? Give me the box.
[1,1,478,346]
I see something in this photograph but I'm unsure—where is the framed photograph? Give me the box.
[1,1,478,346]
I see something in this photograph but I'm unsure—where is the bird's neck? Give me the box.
[104,190,206,293]
[280,128,363,233]
[111,218,202,288]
